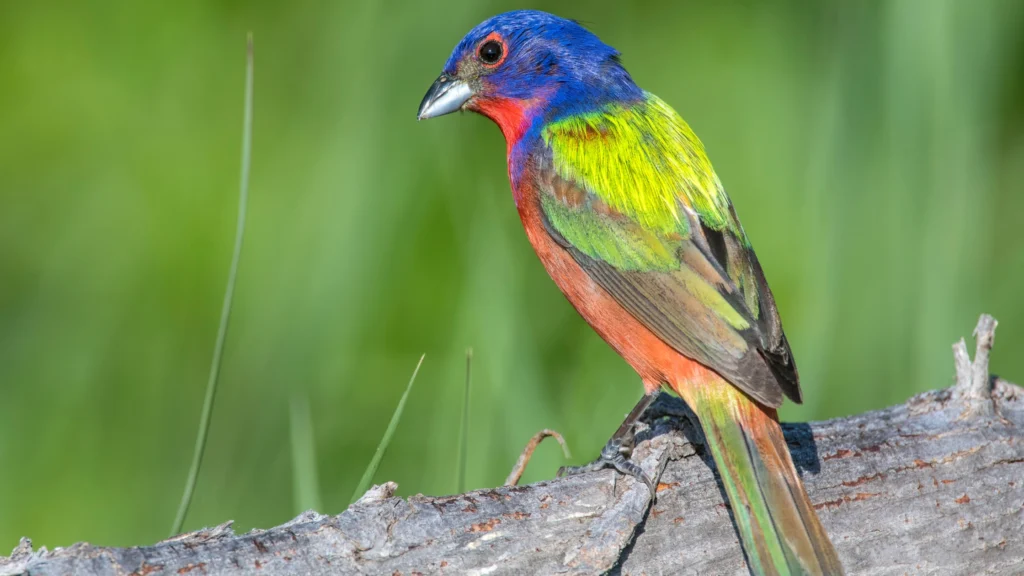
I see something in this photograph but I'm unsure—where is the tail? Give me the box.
[674,377,844,576]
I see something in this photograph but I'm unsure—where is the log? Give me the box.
[2,315,1022,576]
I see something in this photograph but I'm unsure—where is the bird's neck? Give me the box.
[470,97,538,153]
[470,96,547,206]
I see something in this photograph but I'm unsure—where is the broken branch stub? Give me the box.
[954,313,1000,416]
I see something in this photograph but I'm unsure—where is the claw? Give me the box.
[558,393,658,496]
[558,436,656,495]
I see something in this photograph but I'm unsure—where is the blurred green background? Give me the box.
[2,0,1023,551]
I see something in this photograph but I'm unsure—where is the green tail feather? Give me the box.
[690,383,844,576]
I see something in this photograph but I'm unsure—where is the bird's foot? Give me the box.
[557,430,655,494]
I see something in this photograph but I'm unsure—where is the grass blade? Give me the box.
[349,354,425,504]
[457,348,472,493]
[289,392,323,513]
[169,33,254,536]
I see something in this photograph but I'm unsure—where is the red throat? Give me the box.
[469,97,532,153]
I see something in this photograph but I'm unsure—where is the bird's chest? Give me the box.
[511,177,673,389]
[515,183,603,307]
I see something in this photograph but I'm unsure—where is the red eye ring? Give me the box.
[477,32,507,67]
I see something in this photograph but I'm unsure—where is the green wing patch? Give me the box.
[539,189,680,272]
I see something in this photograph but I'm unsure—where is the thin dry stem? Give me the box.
[504,429,571,486]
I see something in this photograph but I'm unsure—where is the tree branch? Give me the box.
[3,315,1022,575]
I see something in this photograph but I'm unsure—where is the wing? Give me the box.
[537,94,799,407]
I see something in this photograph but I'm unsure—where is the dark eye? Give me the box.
[479,40,502,64]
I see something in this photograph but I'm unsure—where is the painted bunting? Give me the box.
[418,11,843,575]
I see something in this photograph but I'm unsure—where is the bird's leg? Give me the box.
[557,392,657,493]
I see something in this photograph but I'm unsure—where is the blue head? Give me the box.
[417,11,643,141]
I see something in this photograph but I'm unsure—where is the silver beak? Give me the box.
[417,74,474,120]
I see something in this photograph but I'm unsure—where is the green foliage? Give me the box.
[1,0,1023,550]
[457,348,472,494]
[349,354,425,505]
[289,392,323,514]
[169,32,254,538]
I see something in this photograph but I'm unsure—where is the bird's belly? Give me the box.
[516,193,712,392]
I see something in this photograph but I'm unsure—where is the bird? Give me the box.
[417,10,843,575]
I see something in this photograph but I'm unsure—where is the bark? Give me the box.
[2,315,1021,576]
